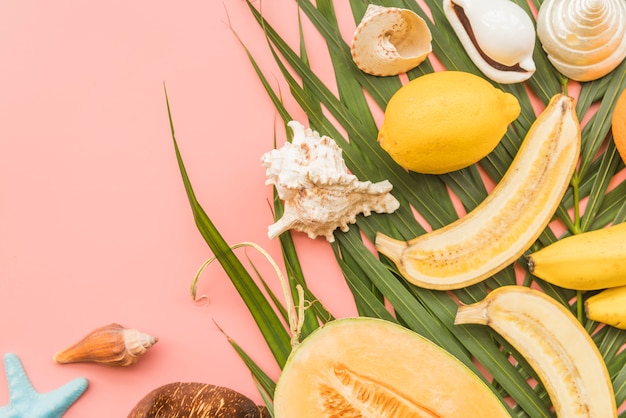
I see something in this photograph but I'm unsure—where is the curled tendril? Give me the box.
[190,241,306,347]
[191,257,216,305]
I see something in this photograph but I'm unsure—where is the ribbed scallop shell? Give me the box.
[443,0,536,84]
[537,0,626,81]
[261,121,400,242]
[54,323,158,367]
[350,5,432,76]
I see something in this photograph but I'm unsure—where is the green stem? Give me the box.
[576,290,584,322]
[570,171,584,322]
[560,75,569,96]
[571,171,582,235]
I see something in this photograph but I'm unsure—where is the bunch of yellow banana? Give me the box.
[375,94,580,290]
[586,287,626,329]
[455,286,617,417]
[528,221,626,328]
[528,222,626,290]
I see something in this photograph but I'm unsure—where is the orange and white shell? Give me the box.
[537,0,626,82]
[54,323,158,367]
[443,0,536,84]
[261,121,400,242]
[350,5,432,76]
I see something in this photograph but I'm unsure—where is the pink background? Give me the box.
[0,1,358,416]
[2,1,623,417]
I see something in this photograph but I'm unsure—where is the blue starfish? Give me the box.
[0,353,88,418]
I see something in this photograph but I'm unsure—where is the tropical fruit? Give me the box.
[273,317,511,417]
[528,222,626,290]
[586,286,626,329]
[376,94,580,290]
[455,286,617,418]
[377,70,520,174]
[611,87,626,164]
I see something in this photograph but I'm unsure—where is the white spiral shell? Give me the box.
[537,0,626,81]
[443,0,536,84]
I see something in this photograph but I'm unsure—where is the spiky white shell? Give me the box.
[443,0,536,84]
[350,5,432,76]
[537,0,626,81]
[261,121,400,242]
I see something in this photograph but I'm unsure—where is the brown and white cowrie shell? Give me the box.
[443,0,536,84]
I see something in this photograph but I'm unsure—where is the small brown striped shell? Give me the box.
[54,323,158,367]
[127,382,270,418]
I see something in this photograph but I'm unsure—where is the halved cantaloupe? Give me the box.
[273,317,510,417]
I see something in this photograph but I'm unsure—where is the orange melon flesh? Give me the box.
[273,317,510,417]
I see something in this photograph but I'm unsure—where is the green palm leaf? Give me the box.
[167,0,626,415]
[165,87,297,369]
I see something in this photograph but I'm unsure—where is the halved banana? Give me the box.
[455,286,617,417]
[375,94,580,289]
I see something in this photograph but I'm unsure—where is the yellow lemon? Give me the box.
[378,71,521,174]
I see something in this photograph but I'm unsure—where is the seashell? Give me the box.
[54,323,158,367]
[537,0,626,82]
[127,382,270,418]
[350,4,432,76]
[443,0,536,84]
[261,121,400,242]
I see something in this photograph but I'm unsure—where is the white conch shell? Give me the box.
[443,0,536,84]
[54,323,158,367]
[537,0,626,82]
[350,4,432,76]
[261,121,400,242]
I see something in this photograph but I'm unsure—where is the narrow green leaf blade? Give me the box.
[165,87,292,367]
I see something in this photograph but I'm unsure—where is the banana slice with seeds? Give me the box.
[375,93,580,290]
